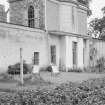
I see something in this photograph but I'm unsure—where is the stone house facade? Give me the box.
[0,0,90,73]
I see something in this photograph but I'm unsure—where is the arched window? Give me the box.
[28,5,35,28]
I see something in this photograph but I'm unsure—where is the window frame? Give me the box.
[50,45,56,65]
[28,5,35,28]
[33,52,39,65]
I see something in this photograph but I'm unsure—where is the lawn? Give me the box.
[40,72,105,84]
[0,72,104,92]
[0,72,105,104]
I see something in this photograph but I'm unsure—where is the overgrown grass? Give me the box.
[1,77,105,104]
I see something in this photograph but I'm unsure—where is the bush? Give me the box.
[68,68,83,73]
[46,66,52,72]
[96,57,105,72]
[8,62,31,75]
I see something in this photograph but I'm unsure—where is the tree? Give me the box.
[101,6,105,15]
[77,0,91,6]
[88,6,105,39]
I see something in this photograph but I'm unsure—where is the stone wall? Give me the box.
[0,22,48,72]
[8,0,45,29]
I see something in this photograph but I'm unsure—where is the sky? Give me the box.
[0,0,105,22]
[88,0,105,22]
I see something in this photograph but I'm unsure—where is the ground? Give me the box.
[0,72,105,92]
[40,72,105,84]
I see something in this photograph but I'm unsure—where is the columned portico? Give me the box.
[49,31,90,71]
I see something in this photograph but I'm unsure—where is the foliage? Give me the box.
[46,66,53,72]
[77,0,91,6]
[8,62,32,75]
[89,56,105,73]
[102,6,105,16]
[90,47,97,61]
[24,74,52,86]
[88,6,105,38]
[1,77,105,104]
[89,18,105,38]
[68,68,83,73]
[96,57,105,72]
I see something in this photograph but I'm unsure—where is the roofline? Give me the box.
[0,21,45,33]
[57,0,78,5]
[48,30,90,39]
[8,0,23,3]
[48,0,88,11]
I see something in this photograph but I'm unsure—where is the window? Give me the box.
[72,6,75,30]
[33,52,39,65]
[72,42,77,67]
[83,39,86,64]
[51,45,56,65]
[28,5,35,28]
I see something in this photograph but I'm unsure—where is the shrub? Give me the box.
[68,68,83,73]
[8,62,31,75]
[83,67,91,73]
[96,57,105,72]
[46,66,52,72]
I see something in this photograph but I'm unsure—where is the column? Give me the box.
[65,36,73,71]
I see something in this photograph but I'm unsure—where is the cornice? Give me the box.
[8,0,23,3]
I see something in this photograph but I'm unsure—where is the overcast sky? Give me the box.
[0,0,105,22]
[88,0,105,22]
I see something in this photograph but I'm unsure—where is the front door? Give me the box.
[72,42,77,68]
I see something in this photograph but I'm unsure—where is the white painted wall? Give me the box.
[65,36,73,70]
[77,38,84,68]
[46,0,60,30]
[64,36,84,70]
[59,36,66,70]
[59,4,72,32]
[59,3,87,35]
[49,35,60,67]
[91,39,105,61]
[77,9,87,35]
[0,23,49,72]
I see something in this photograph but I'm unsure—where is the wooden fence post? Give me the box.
[20,48,24,85]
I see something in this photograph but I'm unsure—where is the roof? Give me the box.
[57,0,88,7]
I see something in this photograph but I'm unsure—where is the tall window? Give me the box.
[72,42,77,67]
[72,6,75,30]
[33,52,39,65]
[51,45,56,65]
[83,39,86,64]
[28,5,35,28]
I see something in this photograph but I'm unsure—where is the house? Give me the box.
[0,0,90,73]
